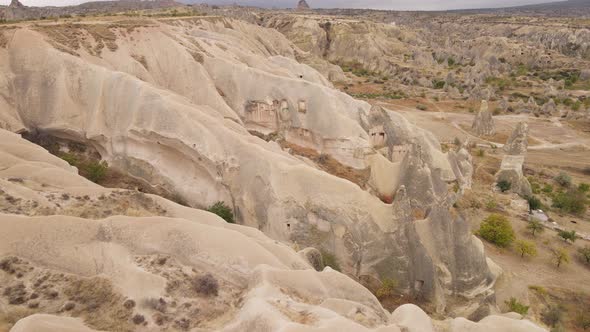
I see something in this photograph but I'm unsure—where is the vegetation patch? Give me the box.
[319,249,341,272]
[207,201,235,223]
[505,297,529,315]
[477,214,515,247]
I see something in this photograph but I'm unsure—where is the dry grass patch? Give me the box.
[0,308,37,332]
[64,277,134,332]
[280,141,370,189]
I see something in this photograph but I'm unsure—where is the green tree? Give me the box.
[207,201,235,223]
[505,297,530,315]
[527,219,545,237]
[552,189,588,215]
[579,247,590,264]
[515,240,537,259]
[551,248,570,269]
[497,180,512,192]
[526,196,542,211]
[558,230,577,243]
[478,214,515,247]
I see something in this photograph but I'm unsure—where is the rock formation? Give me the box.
[496,122,532,197]
[503,122,529,155]
[296,0,310,10]
[0,18,494,316]
[0,128,544,332]
[9,0,24,8]
[498,97,509,112]
[540,98,557,115]
[472,100,496,136]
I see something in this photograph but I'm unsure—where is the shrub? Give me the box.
[477,149,485,157]
[132,314,145,325]
[375,278,397,299]
[572,101,582,111]
[579,247,590,264]
[542,305,563,327]
[542,184,554,193]
[207,201,234,223]
[320,250,341,272]
[515,240,537,259]
[528,285,547,295]
[497,180,512,192]
[526,196,542,211]
[579,183,590,193]
[478,214,515,247]
[416,104,428,111]
[432,80,445,89]
[505,297,529,315]
[59,152,79,165]
[552,189,588,215]
[575,311,590,330]
[193,274,219,297]
[554,172,572,187]
[550,248,570,268]
[558,230,577,243]
[486,199,497,211]
[527,219,545,237]
[84,161,108,183]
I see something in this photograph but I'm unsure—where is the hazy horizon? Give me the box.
[0,0,567,10]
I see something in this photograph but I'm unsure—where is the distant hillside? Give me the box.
[0,0,180,21]
[453,0,590,15]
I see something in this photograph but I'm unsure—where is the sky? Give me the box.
[0,0,563,11]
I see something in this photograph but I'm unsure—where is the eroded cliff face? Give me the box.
[0,128,544,332]
[0,17,492,314]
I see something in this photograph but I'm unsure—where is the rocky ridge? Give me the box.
[0,17,496,317]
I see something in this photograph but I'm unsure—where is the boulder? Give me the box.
[472,100,496,136]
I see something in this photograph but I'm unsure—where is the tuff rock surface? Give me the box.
[0,128,546,332]
[496,122,532,197]
[471,101,496,137]
[0,18,494,316]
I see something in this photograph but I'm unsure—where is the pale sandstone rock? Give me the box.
[0,20,491,315]
[503,122,529,155]
[496,155,532,197]
[471,100,496,136]
[10,315,102,332]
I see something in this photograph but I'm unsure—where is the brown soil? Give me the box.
[280,140,370,189]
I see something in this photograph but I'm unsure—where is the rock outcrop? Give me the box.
[496,122,532,197]
[0,18,494,316]
[540,98,557,116]
[296,0,310,10]
[503,122,529,155]
[0,128,544,332]
[9,0,24,8]
[471,100,496,137]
